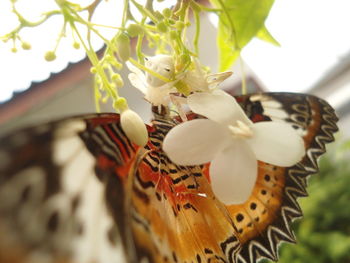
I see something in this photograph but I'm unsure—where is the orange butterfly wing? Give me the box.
[130,93,338,263]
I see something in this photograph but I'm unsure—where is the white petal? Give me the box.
[163,119,230,165]
[188,90,252,127]
[206,71,233,88]
[126,61,147,94]
[210,140,257,205]
[126,61,144,77]
[246,122,306,167]
[128,73,147,94]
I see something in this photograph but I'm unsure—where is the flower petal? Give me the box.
[163,119,230,165]
[126,61,147,94]
[188,90,252,127]
[246,122,306,167]
[210,140,257,205]
[128,73,147,94]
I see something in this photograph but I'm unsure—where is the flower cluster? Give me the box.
[127,55,306,205]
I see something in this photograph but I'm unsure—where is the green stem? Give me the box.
[122,0,129,28]
[71,21,118,100]
[193,8,200,55]
[129,57,171,83]
[136,33,145,62]
[130,0,159,22]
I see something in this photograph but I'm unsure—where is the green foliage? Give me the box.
[209,0,277,71]
[256,25,280,47]
[262,139,350,263]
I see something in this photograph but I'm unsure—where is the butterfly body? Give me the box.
[0,93,338,263]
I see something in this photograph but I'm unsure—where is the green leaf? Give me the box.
[256,25,280,46]
[210,0,275,71]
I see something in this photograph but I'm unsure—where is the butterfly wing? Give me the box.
[0,92,338,263]
[0,113,142,263]
[128,92,338,263]
[220,92,338,262]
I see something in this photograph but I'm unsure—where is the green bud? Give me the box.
[127,24,144,37]
[90,67,97,74]
[156,21,167,33]
[175,21,185,30]
[162,8,172,18]
[73,41,80,49]
[115,33,130,62]
[113,97,128,111]
[11,47,17,53]
[44,51,56,61]
[21,42,31,50]
[112,74,124,87]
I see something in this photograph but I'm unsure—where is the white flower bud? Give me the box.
[121,109,148,147]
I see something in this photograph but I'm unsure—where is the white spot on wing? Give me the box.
[261,100,282,108]
[54,120,86,138]
[54,131,126,263]
[250,94,268,102]
[263,108,289,120]
[53,135,85,167]
[71,164,126,263]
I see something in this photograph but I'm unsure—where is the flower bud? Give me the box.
[127,24,144,37]
[21,42,31,50]
[162,8,172,18]
[113,97,128,111]
[90,67,97,74]
[121,109,148,147]
[175,21,185,30]
[115,33,130,62]
[156,21,168,33]
[73,41,80,49]
[11,47,17,53]
[44,51,56,61]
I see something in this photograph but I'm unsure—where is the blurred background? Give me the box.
[0,0,349,262]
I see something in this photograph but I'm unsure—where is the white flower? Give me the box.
[126,55,232,106]
[126,55,178,106]
[182,58,232,92]
[163,90,305,205]
[121,109,148,147]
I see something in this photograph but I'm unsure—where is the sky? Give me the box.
[0,0,350,103]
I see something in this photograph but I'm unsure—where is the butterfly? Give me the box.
[0,92,338,263]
